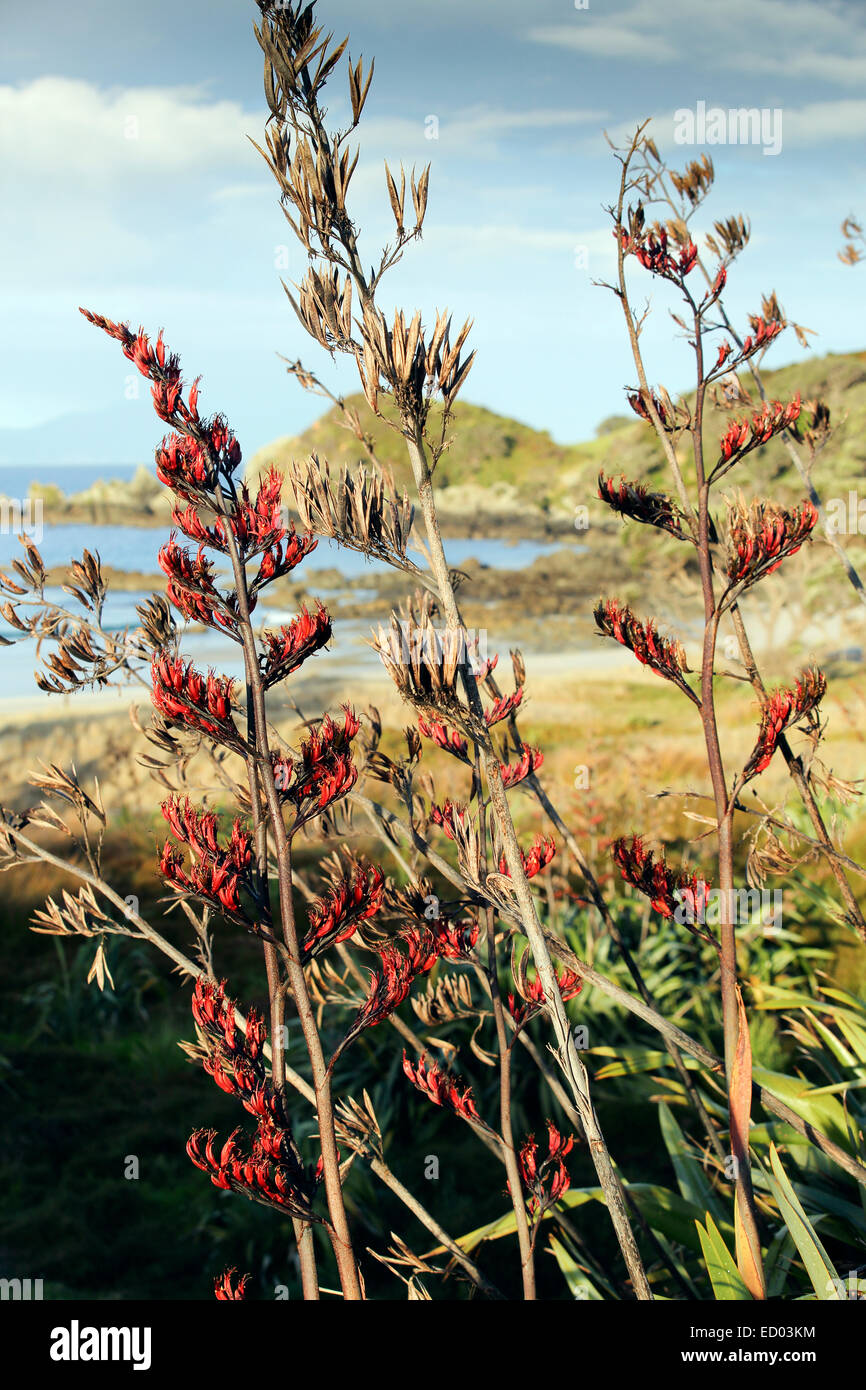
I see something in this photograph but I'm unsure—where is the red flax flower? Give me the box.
[702,264,727,309]
[627,389,672,429]
[742,668,826,782]
[432,915,479,960]
[191,977,266,1060]
[170,464,296,556]
[736,313,784,363]
[197,1007,287,1127]
[160,844,248,920]
[302,863,385,963]
[513,1122,575,1222]
[172,468,293,557]
[160,811,258,925]
[80,311,182,409]
[499,742,544,789]
[429,799,470,842]
[417,714,469,759]
[187,1128,244,1192]
[594,598,699,705]
[214,1268,250,1301]
[250,529,319,597]
[507,949,581,1029]
[205,416,242,471]
[185,980,321,1218]
[471,651,499,684]
[81,309,200,432]
[162,795,220,858]
[189,979,271,1105]
[158,534,236,631]
[331,928,442,1068]
[186,1126,320,1220]
[630,226,698,281]
[271,751,295,796]
[235,467,287,552]
[261,603,332,687]
[484,688,523,726]
[725,497,818,591]
[402,1051,485,1125]
[161,796,253,869]
[612,835,711,922]
[286,706,360,827]
[151,652,243,748]
[498,833,556,880]
[81,312,246,493]
[156,434,213,499]
[201,1052,282,1121]
[716,394,801,473]
[598,473,688,541]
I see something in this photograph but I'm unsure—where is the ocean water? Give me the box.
[0,522,563,577]
[0,462,564,573]
[0,461,574,705]
[0,584,377,703]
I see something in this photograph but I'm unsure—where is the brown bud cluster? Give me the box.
[598,473,689,540]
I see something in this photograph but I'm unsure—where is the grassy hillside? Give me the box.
[248,348,866,527]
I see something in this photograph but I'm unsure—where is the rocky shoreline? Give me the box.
[7,467,582,542]
[40,535,648,651]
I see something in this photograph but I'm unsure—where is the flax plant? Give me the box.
[248,0,652,1297]
[2,0,865,1306]
[595,122,865,1298]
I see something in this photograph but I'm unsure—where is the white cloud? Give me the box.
[0,77,261,180]
[0,79,609,191]
[446,106,608,136]
[341,105,609,163]
[738,51,866,87]
[779,100,866,145]
[528,0,866,87]
[527,24,677,64]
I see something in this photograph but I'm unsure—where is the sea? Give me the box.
[0,463,566,704]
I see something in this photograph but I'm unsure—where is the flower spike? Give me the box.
[741,669,826,782]
[594,599,699,705]
[402,1051,491,1128]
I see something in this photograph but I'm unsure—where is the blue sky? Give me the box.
[2,0,865,467]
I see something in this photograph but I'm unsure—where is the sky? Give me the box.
[2,0,865,467]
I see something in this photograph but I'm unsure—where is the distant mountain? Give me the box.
[248,350,866,528]
[0,405,154,468]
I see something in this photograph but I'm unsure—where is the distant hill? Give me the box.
[248,349,866,529]
[0,404,158,468]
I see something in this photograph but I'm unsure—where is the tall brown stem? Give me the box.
[475,755,536,1298]
[692,318,765,1296]
[401,426,652,1299]
[217,489,361,1300]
